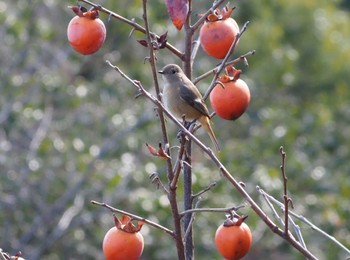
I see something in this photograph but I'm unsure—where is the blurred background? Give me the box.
[1,0,349,259]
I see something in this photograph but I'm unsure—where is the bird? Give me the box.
[158,64,220,151]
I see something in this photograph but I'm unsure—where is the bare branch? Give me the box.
[280,146,291,236]
[257,187,350,256]
[193,50,256,85]
[180,204,245,217]
[149,172,169,194]
[91,200,175,237]
[257,186,295,239]
[182,199,201,244]
[192,182,217,199]
[169,139,186,190]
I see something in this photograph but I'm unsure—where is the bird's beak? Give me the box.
[158,70,164,74]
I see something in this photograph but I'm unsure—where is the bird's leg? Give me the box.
[187,119,197,129]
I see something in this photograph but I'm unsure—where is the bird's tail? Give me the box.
[199,116,220,152]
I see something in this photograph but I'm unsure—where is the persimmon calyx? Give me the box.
[223,215,248,227]
[113,214,144,233]
[217,66,242,84]
[68,5,100,19]
[199,3,236,22]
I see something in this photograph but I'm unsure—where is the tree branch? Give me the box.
[280,146,293,236]
[192,50,256,85]
[257,186,350,256]
[142,1,185,259]
[91,200,174,237]
[180,204,244,217]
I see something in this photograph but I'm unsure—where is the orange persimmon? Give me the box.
[103,215,144,260]
[67,6,106,55]
[215,216,252,260]
[210,67,250,120]
[199,6,239,59]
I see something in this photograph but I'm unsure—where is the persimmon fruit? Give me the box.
[199,7,239,59]
[214,216,252,260]
[67,6,106,55]
[210,67,250,120]
[103,226,144,260]
[103,215,144,260]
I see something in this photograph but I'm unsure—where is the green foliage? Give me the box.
[0,0,349,259]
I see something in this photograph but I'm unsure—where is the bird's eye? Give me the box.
[171,69,177,74]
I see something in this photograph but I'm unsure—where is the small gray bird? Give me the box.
[158,64,220,151]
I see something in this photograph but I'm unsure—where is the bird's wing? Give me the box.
[179,83,210,117]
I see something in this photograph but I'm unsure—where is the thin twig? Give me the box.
[258,186,295,239]
[190,37,201,68]
[0,250,7,260]
[192,182,217,199]
[280,146,291,236]
[182,199,201,243]
[169,133,187,189]
[193,50,256,85]
[257,187,350,256]
[288,215,307,249]
[180,204,244,217]
[91,200,174,237]
[149,172,169,194]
